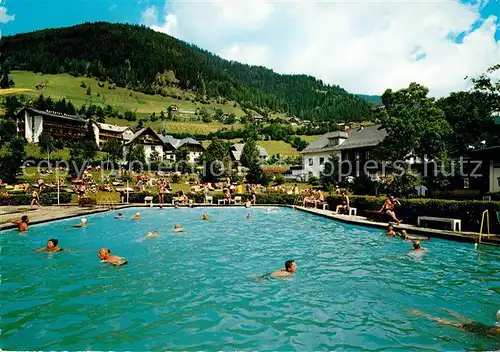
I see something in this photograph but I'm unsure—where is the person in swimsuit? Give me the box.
[98,248,127,266]
[251,186,257,204]
[132,212,141,220]
[410,240,427,253]
[73,218,88,228]
[35,238,64,252]
[399,230,429,241]
[201,213,210,221]
[335,191,350,214]
[174,223,184,232]
[261,260,297,279]
[115,213,124,219]
[12,215,29,232]
[410,308,500,338]
[158,182,165,206]
[30,190,41,209]
[143,231,159,240]
[386,224,398,237]
[379,195,402,224]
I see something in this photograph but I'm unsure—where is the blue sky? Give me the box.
[1,0,499,96]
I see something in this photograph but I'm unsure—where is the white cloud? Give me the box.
[141,5,178,36]
[141,0,500,97]
[0,0,15,24]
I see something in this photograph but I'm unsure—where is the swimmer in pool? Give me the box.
[115,213,124,219]
[410,240,427,253]
[386,224,397,237]
[73,218,87,228]
[410,308,500,338]
[174,223,184,232]
[132,212,141,220]
[143,231,159,240]
[35,238,64,252]
[261,260,297,279]
[201,213,210,221]
[98,248,127,266]
[12,215,29,232]
[399,230,429,241]
[246,213,252,219]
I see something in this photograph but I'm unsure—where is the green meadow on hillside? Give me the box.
[7,71,246,117]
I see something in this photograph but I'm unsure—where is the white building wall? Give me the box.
[188,151,202,163]
[24,111,33,142]
[490,160,500,192]
[93,123,100,146]
[302,151,340,179]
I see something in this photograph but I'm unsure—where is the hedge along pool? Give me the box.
[1,206,499,350]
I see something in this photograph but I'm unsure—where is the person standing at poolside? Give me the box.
[379,195,402,224]
[35,238,64,252]
[410,308,500,338]
[98,248,127,266]
[30,190,41,209]
[12,215,29,232]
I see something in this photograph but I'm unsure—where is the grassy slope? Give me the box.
[7,71,246,117]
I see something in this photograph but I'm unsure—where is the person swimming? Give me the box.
[35,238,64,252]
[132,212,141,220]
[410,308,500,338]
[73,218,87,228]
[12,215,29,232]
[260,260,297,279]
[386,224,397,237]
[143,231,159,240]
[201,213,210,221]
[98,248,127,266]
[174,223,184,232]
[246,213,252,219]
[115,213,124,219]
[410,240,427,253]
[400,230,429,241]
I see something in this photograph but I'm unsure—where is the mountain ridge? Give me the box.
[2,22,374,122]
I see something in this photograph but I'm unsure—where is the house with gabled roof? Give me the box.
[300,124,387,179]
[161,135,205,163]
[123,127,165,163]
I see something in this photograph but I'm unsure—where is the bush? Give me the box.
[309,176,320,186]
[172,174,182,183]
[326,195,500,233]
[78,197,97,207]
[274,174,286,185]
[0,192,72,206]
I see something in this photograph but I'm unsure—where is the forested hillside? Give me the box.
[1,22,373,122]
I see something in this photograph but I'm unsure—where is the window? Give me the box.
[320,157,325,165]
[309,158,313,166]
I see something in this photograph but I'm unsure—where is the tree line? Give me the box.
[2,22,374,122]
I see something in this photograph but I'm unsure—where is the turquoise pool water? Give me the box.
[1,206,499,350]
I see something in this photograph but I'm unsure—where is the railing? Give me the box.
[293,196,304,210]
[478,210,490,245]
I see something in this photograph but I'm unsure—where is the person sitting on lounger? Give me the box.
[98,248,127,266]
[379,195,402,224]
[73,218,87,228]
[174,223,184,232]
[12,215,29,232]
[35,238,64,252]
[335,191,350,214]
[315,191,326,207]
[303,191,316,207]
[410,308,500,338]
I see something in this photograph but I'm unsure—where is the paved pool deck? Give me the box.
[2,204,500,247]
[293,206,500,247]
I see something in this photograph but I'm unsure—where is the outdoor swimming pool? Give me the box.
[1,206,499,350]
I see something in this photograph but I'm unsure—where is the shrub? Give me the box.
[274,174,286,185]
[172,174,182,183]
[326,195,500,233]
[309,176,320,186]
[78,197,97,207]
[0,192,72,206]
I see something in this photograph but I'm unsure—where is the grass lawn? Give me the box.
[298,135,322,142]
[202,139,299,156]
[8,71,246,117]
